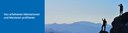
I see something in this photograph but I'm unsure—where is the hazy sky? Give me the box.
[45,0,128,24]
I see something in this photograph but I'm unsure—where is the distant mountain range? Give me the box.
[45,21,111,33]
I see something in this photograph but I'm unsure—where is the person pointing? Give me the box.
[118,4,123,15]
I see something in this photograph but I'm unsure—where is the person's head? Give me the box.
[104,19,106,20]
[102,18,106,21]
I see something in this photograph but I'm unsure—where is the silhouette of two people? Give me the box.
[101,18,107,31]
[119,4,123,15]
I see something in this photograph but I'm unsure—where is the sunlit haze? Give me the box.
[45,0,128,24]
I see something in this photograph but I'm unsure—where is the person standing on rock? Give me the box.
[118,4,123,15]
[101,18,107,31]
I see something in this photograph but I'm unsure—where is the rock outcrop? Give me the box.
[99,31,108,33]
[110,12,128,33]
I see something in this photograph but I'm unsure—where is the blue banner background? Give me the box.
[0,0,44,33]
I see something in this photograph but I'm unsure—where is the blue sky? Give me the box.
[45,0,128,24]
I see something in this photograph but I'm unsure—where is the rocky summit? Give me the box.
[110,12,128,33]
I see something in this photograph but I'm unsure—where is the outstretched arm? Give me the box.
[102,18,104,21]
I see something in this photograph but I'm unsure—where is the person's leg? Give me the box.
[121,11,123,15]
[104,25,106,31]
[120,11,121,15]
[101,25,104,31]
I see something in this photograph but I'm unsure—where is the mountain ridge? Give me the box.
[45,21,111,33]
